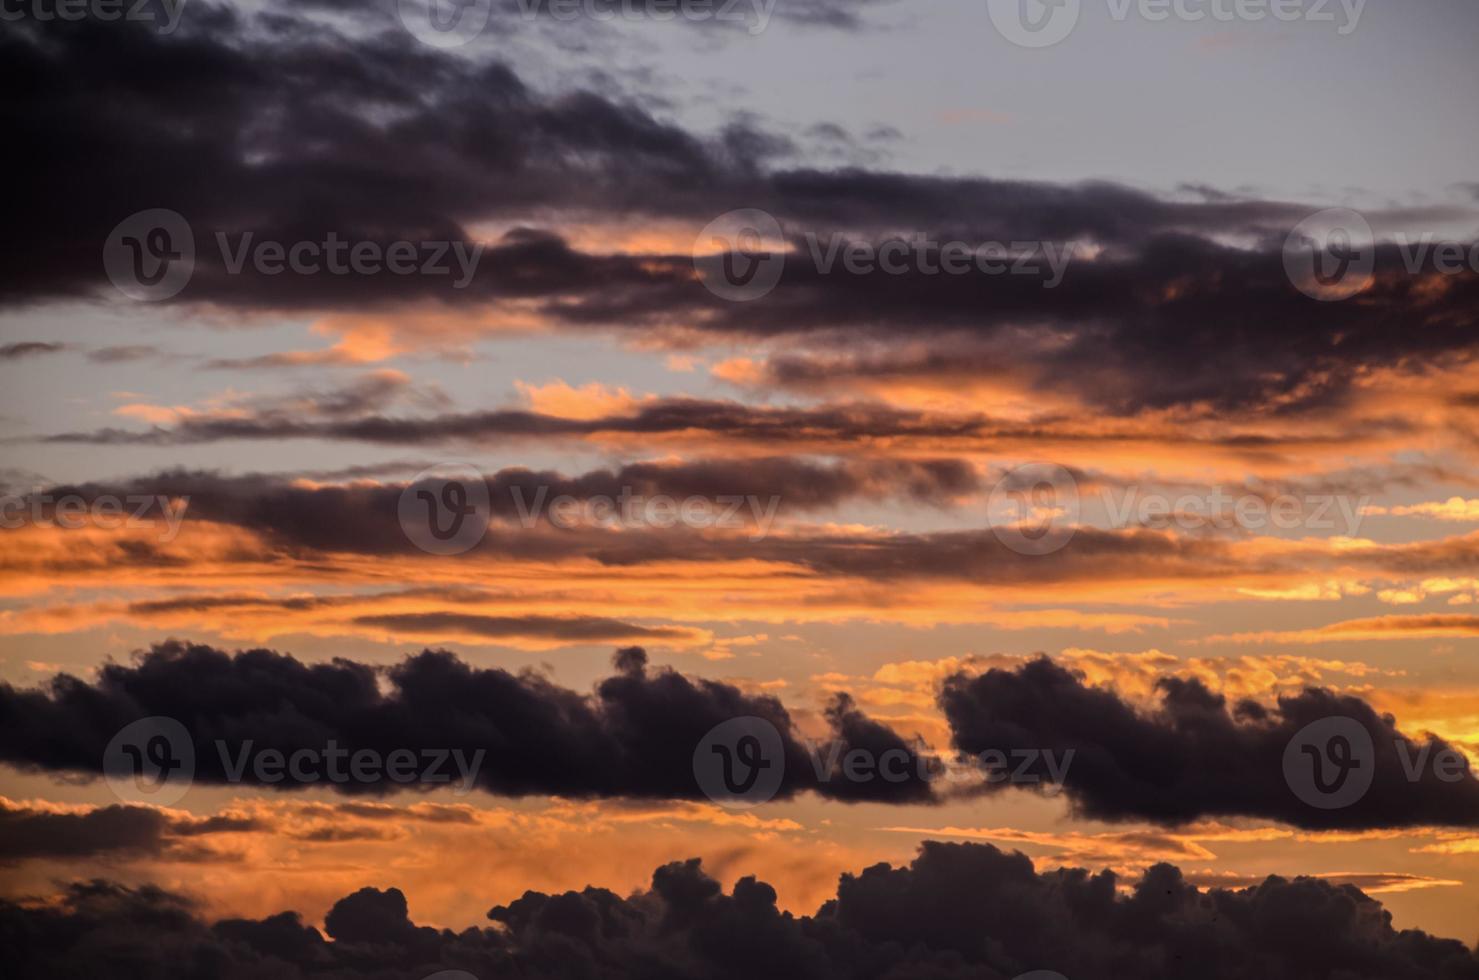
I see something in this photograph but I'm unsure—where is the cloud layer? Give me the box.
[5,842,1477,979]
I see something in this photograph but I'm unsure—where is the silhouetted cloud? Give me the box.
[942,657,1479,831]
[0,642,933,804]
[0,799,259,862]
[0,342,69,360]
[4,842,1476,978]
[8,7,1476,416]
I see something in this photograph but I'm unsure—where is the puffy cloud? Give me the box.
[0,798,259,862]
[941,657,1479,831]
[4,842,1476,979]
[0,642,933,804]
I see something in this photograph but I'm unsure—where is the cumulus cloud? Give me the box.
[3,842,1476,979]
[941,657,1479,830]
[0,642,933,804]
[0,798,259,863]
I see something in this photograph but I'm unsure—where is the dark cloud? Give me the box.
[0,799,258,862]
[25,464,1479,592]
[1,463,1269,588]
[941,657,1479,831]
[350,612,702,643]
[0,342,70,360]
[10,6,1475,415]
[0,342,167,364]
[1,9,1315,309]
[86,344,167,363]
[0,641,933,804]
[89,589,711,649]
[7,459,978,551]
[37,394,1006,447]
[4,842,1477,979]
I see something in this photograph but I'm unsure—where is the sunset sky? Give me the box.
[2,0,1479,976]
